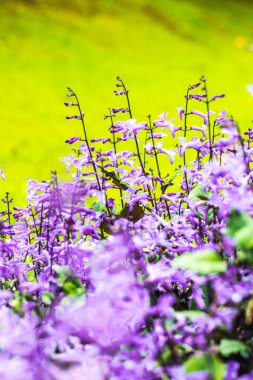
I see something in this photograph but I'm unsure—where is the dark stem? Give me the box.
[108,108,124,209]
[67,88,102,192]
[201,78,213,160]
[183,87,190,195]
[148,115,162,179]
[117,78,155,208]
[2,192,13,225]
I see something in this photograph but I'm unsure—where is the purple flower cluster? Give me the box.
[0,77,253,379]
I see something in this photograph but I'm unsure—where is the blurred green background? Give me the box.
[1,0,253,206]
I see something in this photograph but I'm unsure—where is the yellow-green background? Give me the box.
[1,0,253,206]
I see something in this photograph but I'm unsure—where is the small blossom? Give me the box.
[210,94,225,101]
[90,138,111,144]
[111,119,146,138]
[112,108,129,114]
[190,125,207,138]
[176,106,185,120]
[113,90,128,96]
[191,110,207,124]
[188,94,207,100]
[66,114,84,120]
[190,82,201,89]
[65,136,81,144]
[154,112,181,138]
[178,136,206,156]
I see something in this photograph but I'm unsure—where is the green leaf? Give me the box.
[227,210,253,249]
[172,249,226,275]
[188,184,212,202]
[158,346,172,365]
[53,265,84,297]
[227,210,253,264]
[91,201,106,212]
[227,210,249,235]
[184,353,226,380]
[174,310,206,321]
[42,291,54,305]
[220,339,250,358]
[63,279,84,297]
[24,255,36,283]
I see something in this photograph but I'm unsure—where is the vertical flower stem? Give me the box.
[147,115,162,179]
[67,88,102,192]
[2,192,13,226]
[99,153,112,216]
[117,78,155,208]
[108,109,124,209]
[183,87,190,195]
[148,115,171,219]
[201,77,213,161]
[236,122,250,174]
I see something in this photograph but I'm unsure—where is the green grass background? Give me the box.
[0,0,253,206]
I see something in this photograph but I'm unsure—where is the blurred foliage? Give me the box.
[0,0,253,206]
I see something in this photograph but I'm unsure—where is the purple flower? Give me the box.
[178,137,206,156]
[65,136,81,144]
[210,94,225,101]
[176,106,185,120]
[154,112,181,138]
[112,108,129,114]
[225,361,240,380]
[190,82,201,89]
[110,119,146,138]
[66,114,84,120]
[191,110,207,124]
[90,137,110,144]
[188,94,207,100]
[156,143,177,164]
[114,90,128,95]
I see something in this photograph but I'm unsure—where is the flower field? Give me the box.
[0,76,253,379]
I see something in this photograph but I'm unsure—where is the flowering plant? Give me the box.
[0,76,253,379]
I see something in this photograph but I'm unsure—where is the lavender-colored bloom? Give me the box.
[176,106,185,120]
[210,94,225,101]
[129,193,150,210]
[90,137,110,144]
[112,108,129,114]
[114,90,128,95]
[154,112,181,138]
[65,136,81,144]
[178,137,206,156]
[66,114,84,120]
[190,125,206,138]
[188,94,207,100]
[157,144,177,164]
[191,110,207,124]
[111,119,146,139]
[190,82,201,89]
